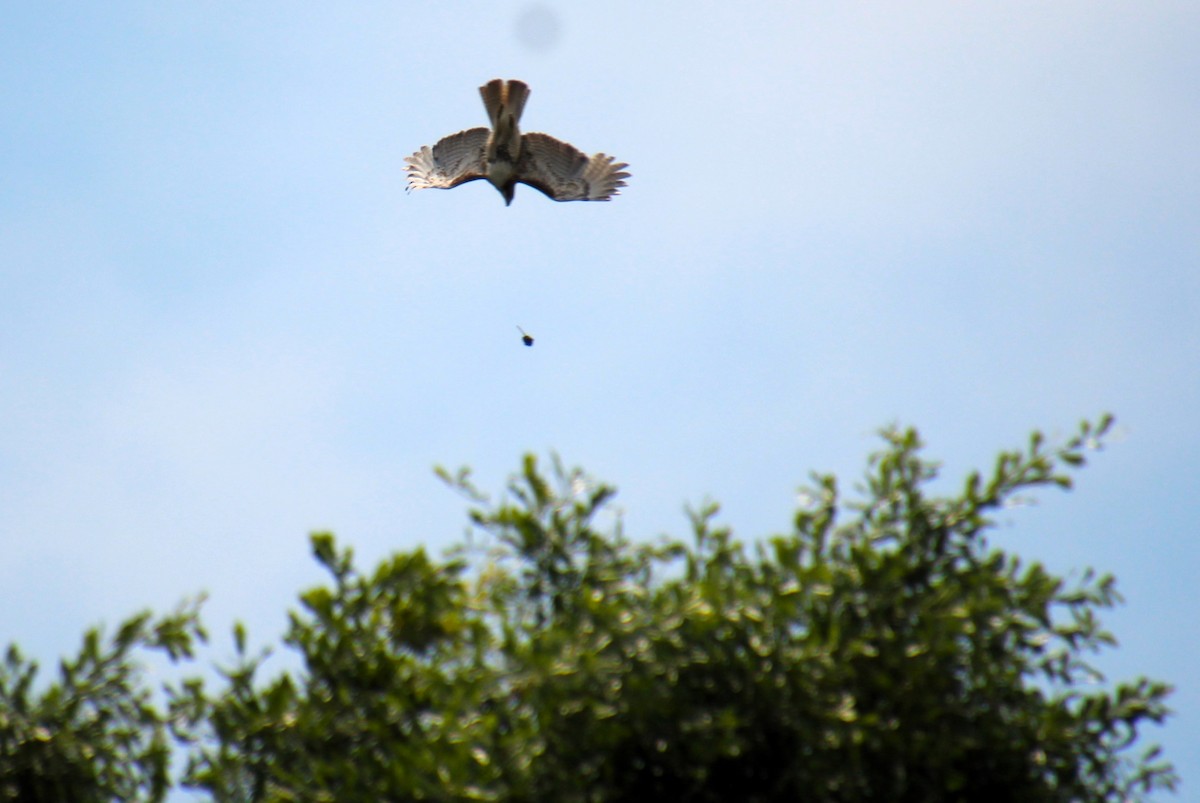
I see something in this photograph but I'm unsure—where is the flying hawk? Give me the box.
[405,79,630,205]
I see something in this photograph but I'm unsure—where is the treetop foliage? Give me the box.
[0,416,1177,801]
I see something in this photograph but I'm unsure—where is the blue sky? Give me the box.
[2,1,1197,794]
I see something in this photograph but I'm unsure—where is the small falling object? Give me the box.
[517,325,534,347]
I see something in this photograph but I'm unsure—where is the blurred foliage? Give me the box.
[0,600,205,802]
[1,417,1178,801]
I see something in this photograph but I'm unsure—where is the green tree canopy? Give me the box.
[0,603,204,802]
[1,417,1178,801]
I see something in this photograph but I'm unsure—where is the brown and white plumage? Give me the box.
[404,128,490,192]
[405,79,630,205]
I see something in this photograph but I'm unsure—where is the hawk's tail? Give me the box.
[480,79,530,129]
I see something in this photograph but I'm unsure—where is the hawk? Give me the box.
[405,79,630,205]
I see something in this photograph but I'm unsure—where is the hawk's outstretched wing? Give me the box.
[514,132,630,202]
[405,127,490,192]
